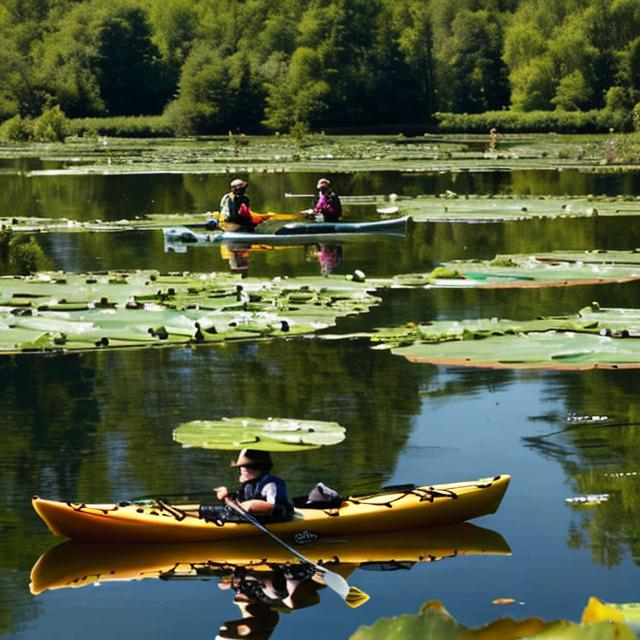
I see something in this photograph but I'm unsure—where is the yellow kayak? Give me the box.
[32,475,510,543]
[30,522,511,595]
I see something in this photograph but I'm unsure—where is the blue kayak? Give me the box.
[163,216,409,248]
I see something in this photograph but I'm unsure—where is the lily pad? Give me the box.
[372,252,640,289]
[393,331,640,370]
[349,599,637,640]
[173,417,346,451]
[582,597,640,627]
[398,195,640,223]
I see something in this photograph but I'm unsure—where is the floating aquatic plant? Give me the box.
[173,417,346,451]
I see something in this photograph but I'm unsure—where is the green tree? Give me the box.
[263,47,330,130]
[552,70,591,111]
[95,3,171,115]
[437,9,509,112]
[165,46,265,134]
[391,0,436,118]
[35,1,171,117]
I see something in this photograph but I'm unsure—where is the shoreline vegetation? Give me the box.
[3,1,640,141]
[0,108,635,142]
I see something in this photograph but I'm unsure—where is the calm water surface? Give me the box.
[1,169,640,638]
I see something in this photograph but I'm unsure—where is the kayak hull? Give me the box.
[163,216,409,247]
[32,475,510,543]
[30,522,511,594]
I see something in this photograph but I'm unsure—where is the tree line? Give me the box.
[1,0,640,133]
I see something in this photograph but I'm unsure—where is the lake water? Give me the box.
[1,167,640,638]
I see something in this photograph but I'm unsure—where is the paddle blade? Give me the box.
[345,586,370,609]
[322,570,369,608]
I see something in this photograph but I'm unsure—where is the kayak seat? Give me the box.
[292,495,344,509]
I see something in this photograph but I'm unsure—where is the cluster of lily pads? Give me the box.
[2,133,637,176]
[377,250,640,289]
[0,271,378,354]
[338,304,640,370]
[3,249,640,356]
[397,195,640,222]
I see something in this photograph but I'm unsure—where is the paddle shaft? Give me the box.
[224,498,326,567]
[223,498,354,602]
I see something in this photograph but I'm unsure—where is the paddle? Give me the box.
[224,498,369,608]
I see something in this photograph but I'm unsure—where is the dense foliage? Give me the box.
[2,0,640,134]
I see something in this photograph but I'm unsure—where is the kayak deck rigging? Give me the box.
[33,475,510,543]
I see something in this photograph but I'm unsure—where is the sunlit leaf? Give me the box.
[173,417,346,451]
[349,599,637,639]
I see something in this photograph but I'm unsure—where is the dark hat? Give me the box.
[231,449,273,468]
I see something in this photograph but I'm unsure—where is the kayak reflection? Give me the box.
[31,523,510,639]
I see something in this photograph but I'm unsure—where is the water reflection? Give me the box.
[522,369,640,570]
[312,244,343,277]
[30,523,510,638]
[222,244,252,277]
[164,230,348,278]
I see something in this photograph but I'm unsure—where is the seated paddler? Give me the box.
[219,178,271,232]
[199,449,294,524]
[311,178,342,222]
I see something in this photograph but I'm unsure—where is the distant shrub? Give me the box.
[33,106,69,142]
[0,115,34,141]
[435,110,630,133]
[163,99,211,136]
[289,120,310,142]
[633,103,640,132]
[8,236,52,275]
[605,86,633,113]
[68,115,173,137]
[0,225,13,264]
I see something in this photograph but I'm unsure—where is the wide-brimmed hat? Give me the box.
[230,178,248,189]
[231,449,273,468]
[316,178,331,189]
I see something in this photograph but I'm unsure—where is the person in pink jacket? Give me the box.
[313,178,342,222]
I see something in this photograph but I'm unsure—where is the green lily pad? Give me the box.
[399,195,640,222]
[0,270,380,355]
[372,252,640,289]
[393,332,640,370]
[349,599,637,640]
[173,417,346,451]
[582,597,640,626]
[337,305,640,370]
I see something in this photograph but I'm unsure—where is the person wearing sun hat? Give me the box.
[199,449,293,524]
